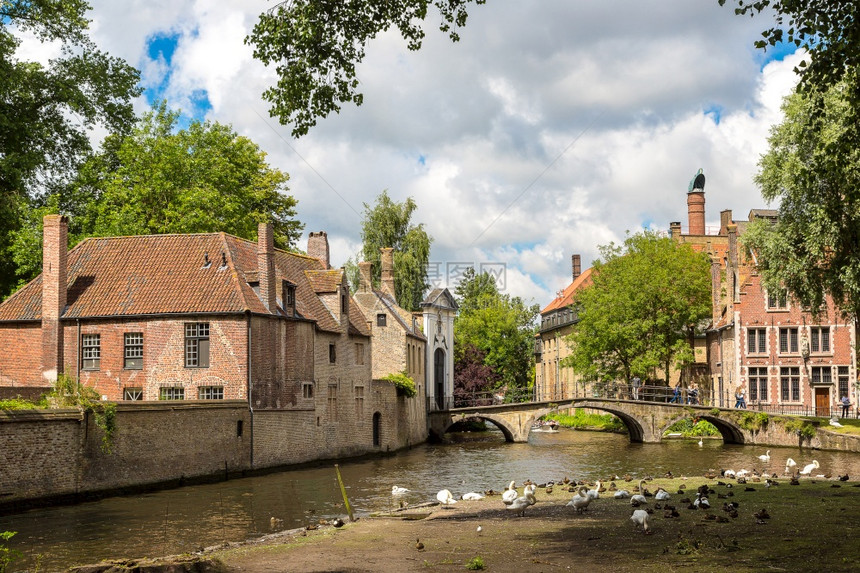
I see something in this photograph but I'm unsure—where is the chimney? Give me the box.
[687,169,706,235]
[258,223,277,312]
[669,221,682,239]
[42,215,68,383]
[307,231,330,269]
[571,254,581,282]
[720,209,733,236]
[358,261,372,293]
[380,247,395,299]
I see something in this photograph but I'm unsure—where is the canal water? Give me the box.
[4,429,860,572]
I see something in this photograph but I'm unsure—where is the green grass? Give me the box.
[664,417,720,437]
[548,408,625,432]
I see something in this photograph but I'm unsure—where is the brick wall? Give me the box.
[0,323,43,389]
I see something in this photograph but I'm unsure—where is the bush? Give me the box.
[466,556,485,570]
[0,531,21,573]
[381,371,417,398]
[783,417,817,439]
[664,418,719,437]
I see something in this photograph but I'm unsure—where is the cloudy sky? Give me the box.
[68,1,802,305]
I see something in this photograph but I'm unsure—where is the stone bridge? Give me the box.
[429,398,751,444]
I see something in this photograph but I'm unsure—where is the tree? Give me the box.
[742,73,860,335]
[355,190,432,311]
[453,344,499,405]
[454,267,539,397]
[0,0,141,297]
[9,103,304,288]
[563,231,711,387]
[246,0,485,137]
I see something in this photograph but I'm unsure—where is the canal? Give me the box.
[3,428,860,571]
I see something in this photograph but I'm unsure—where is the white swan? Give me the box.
[723,469,736,479]
[392,485,410,495]
[567,486,591,513]
[502,481,518,505]
[507,492,536,517]
[799,460,820,476]
[630,480,648,506]
[758,450,771,463]
[698,437,703,447]
[461,492,485,501]
[436,489,457,505]
[655,487,671,501]
[785,458,797,474]
[613,489,631,499]
[586,480,601,500]
[630,509,650,533]
[524,483,537,496]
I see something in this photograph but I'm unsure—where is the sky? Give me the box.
[23,1,803,307]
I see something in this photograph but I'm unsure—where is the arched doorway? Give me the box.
[434,348,445,410]
[372,412,381,446]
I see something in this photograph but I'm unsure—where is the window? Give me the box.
[749,367,768,402]
[355,343,365,365]
[302,382,314,399]
[767,289,788,310]
[747,328,767,354]
[82,334,101,370]
[810,327,830,353]
[355,386,365,418]
[282,280,295,309]
[811,366,832,385]
[159,386,185,400]
[838,366,850,399]
[341,292,348,315]
[124,332,143,369]
[123,387,143,401]
[418,347,423,374]
[779,327,799,354]
[198,386,224,400]
[185,323,210,368]
[780,367,800,402]
[377,313,387,327]
[329,343,336,363]
[327,384,337,421]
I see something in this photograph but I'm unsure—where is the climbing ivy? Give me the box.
[49,374,117,453]
[381,371,417,398]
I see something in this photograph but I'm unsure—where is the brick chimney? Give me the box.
[358,261,372,293]
[258,223,277,312]
[669,221,682,239]
[571,254,581,282]
[720,209,733,236]
[307,231,330,269]
[687,170,706,235]
[380,247,395,299]
[42,215,68,383]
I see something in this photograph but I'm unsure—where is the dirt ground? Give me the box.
[205,477,860,573]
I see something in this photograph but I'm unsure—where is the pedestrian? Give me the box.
[840,395,851,418]
[631,375,641,400]
[739,387,747,409]
[734,388,743,409]
[669,383,681,403]
[687,384,698,405]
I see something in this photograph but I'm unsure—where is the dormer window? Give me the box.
[282,280,295,315]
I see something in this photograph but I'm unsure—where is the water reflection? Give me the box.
[3,428,860,571]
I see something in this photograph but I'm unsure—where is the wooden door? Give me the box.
[815,387,830,417]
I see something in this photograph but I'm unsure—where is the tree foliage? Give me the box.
[454,267,539,394]
[355,190,431,311]
[742,74,860,329]
[10,103,304,288]
[563,231,711,385]
[246,0,485,137]
[0,0,141,297]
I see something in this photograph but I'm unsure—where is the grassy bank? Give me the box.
[548,408,625,432]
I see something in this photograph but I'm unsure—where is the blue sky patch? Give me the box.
[418,154,426,166]
[704,104,723,125]
[755,39,798,71]
[147,31,180,65]
[144,30,211,128]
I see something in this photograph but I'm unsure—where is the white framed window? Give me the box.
[767,289,788,310]
[780,367,800,402]
[123,387,143,401]
[82,334,101,370]
[747,328,767,354]
[811,366,832,385]
[198,386,224,400]
[810,326,830,353]
[124,332,143,369]
[159,386,185,400]
[185,323,210,368]
[749,367,768,402]
[838,366,850,398]
[779,327,799,354]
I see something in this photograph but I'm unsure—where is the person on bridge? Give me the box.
[686,384,699,405]
[631,376,642,400]
[669,383,681,403]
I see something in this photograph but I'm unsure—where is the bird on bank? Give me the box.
[436,489,457,505]
[502,481,518,504]
[655,487,671,501]
[799,460,820,476]
[698,438,704,447]
[630,509,650,534]
[630,480,648,506]
[415,538,424,551]
[568,486,592,513]
[785,458,797,475]
[587,480,602,500]
[614,489,631,499]
[462,491,485,501]
[507,492,536,517]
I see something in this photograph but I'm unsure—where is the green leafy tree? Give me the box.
[246,0,485,137]
[563,231,711,386]
[10,103,304,287]
[743,73,860,335]
[355,190,432,311]
[0,0,141,297]
[454,267,539,396]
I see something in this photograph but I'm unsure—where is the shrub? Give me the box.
[466,556,485,570]
[783,417,817,439]
[47,374,117,453]
[738,411,769,431]
[0,531,21,573]
[381,371,417,398]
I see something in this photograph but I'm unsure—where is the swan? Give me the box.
[461,491,485,501]
[507,492,536,517]
[799,460,820,476]
[785,458,797,474]
[524,483,537,496]
[502,481,518,505]
[630,480,648,506]
[655,487,671,501]
[758,450,771,463]
[698,437,703,447]
[586,480,601,500]
[436,489,457,505]
[723,469,736,479]
[567,486,591,513]
[613,489,631,499]
[630,509,650,533]
[392,485,410,495]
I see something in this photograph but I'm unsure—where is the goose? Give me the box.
[613,489,631,499]
[630,480,648,506]
[587,480,602,500]
[799,460,820,476]
[655,487,671,501]
[436,489,457,505]
[723,469,736,479]
[461,491,485,501]
[502,481,518,505]
[567,486,592,513]
[391,485,410,495]
[758,450,771,463]
[784,458,797,474]
[507,492,536,517]
[630,509,650,533]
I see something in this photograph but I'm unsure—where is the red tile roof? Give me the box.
[541,267,593,315]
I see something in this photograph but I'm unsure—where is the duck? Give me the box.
[655,487,671,501]
[630,509,650,533]
[436,489,457,505]
[784,458,797,475]
[461,491,485,501]
[587,480,602,500]
[758,450,771,463]
[501,481,518,505]
[270,516,284,530]
[799,460,820,476]
[391,485,410,495]
[507,492,536,517]
[693,492,710,510]
[415,538,424,551]
[567,486,592,513]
